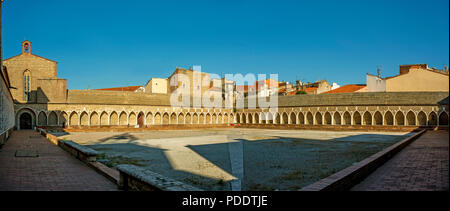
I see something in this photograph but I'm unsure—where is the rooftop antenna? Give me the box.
[377,65,382,78]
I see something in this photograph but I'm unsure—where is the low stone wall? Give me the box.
[299,129,427,191]
[59,141,99,163]
[117,164,203,191]
[0,128,13,148]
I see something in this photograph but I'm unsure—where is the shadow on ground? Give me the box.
[66,131,413,191]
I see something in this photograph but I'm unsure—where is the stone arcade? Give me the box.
[2,41,449,130]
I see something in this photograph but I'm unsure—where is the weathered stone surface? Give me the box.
[62,141,99,156]
[117,164,203,191]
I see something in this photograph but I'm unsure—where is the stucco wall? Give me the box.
[386,69,449,92]
[366,74,386,92]
[1,69,15,144]
[146,78,167,94]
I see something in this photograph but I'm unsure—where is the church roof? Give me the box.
[3,53,58,63]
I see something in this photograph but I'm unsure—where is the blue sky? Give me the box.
[2,0,449,89]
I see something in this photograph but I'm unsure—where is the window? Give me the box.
[24,71,31,101]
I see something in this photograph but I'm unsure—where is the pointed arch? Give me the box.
[374,111,382,125]
[230,113,234,123]
[353,111,361,125]
[241,113,246,124]
[247,113,253,124]
[260,113,266,124]
[333,112,341,125]
[212,113,217,124]
[68,112,76,126]
[236,113,241,123]
[254,113,259,124]
[178,113,185,124]
[137,112,145,127]
[428,112,437,126]
[119,111,128,125]
[170,113,177,124]
[48,111,58,126]
[100,112,109,126]
[363,111,372,126]
[60,111,68,126]
[206,113,211,124]
[199,113,205,124]
[218,113,223,124]
[384,111,393,126]
[129,112,137,126]
[37,111,47,126]
[110,112,118,125]
[163,113,170,125]
[306,112,313,125]
[275,113,281,124]
[224,113,229,124]
[324,112,332,125]
[152,112,160,125]
[406,111,416,126]
[185,113,192,124]
[314,112,322,125]
[298,112,305,125]
[290,112,296,124]
[282,112,288,124]
[90,112,99,126]
[193,113,199,124]
[80,112,89,126]
[343,111,351,125]
[146,112,153,125]
[439,112,449,126]
[395,111,405,126]
[417,111,427,126]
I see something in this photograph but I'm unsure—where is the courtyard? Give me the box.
[52,128,414,191]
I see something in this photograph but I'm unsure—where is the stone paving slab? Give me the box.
[351,130,449,191]
[0,130,118,191]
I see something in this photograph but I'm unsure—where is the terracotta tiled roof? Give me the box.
[286,90,297,96]
[325,84,366,94]
[256,79,279,89]
[305,87,317,93]
[95,86,142,92]
[236,85,257,93]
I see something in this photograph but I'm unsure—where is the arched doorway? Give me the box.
[137,112,145,127]
[20,113,33,130]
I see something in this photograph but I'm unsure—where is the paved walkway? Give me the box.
[352,130,449,191]
[0,130,118,191]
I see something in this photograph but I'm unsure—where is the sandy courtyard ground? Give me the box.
[53,128,414,191]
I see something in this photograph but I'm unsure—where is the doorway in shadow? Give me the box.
[20,113,32,129]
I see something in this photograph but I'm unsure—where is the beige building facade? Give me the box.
[386,68,449,92]
[366,64,449,92]
[144,78,168,94]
